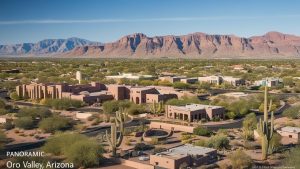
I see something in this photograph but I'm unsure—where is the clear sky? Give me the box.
[0,0,300,44]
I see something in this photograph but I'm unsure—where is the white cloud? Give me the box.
[0,15,299,25]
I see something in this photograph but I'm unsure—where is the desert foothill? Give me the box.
[1,0,300,169]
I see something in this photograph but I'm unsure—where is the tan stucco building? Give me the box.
[277,126,300,141]
[165,104,225,122]
[16,82,112,104]
[150,144,217,169]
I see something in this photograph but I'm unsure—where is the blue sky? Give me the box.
[0,0,300,44]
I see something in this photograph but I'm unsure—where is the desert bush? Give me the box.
[194,139,207,147]
[42,98,84,110]
[64,140,104,168]
[134,143,153,151]
[3,121,14,130]
[17,107,51,119]
[206,134,229,150]
[0,130,7,150]
[193,126,212,136]
[283,146,300,167]
[39,116,72,133]
[283,105,300,119]
[14,117,34,129]
[229,149,252,169]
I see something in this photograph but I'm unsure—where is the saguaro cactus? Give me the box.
[106,111,124,157]
[257,86,274,160]
[150,101,163,115]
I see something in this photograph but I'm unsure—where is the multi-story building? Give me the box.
[150,144,217,169]
[16,82,111,104]
[165,104,225,122]
[16,82,192,105]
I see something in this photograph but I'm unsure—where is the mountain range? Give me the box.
[0,37,101,55]
[1,32,300,59]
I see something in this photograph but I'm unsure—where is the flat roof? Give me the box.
[153,144,216,159]
[281,127,300,134]
[171,104,223,111]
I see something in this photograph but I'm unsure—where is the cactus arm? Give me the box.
[264,86,268,121]
[116,132,123,147]
[268,99,273,112]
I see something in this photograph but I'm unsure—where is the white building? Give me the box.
[254,77,282,87]
[198,75,245,86]
[76,71,82,84]
[105,73,153,80]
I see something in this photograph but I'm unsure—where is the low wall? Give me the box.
[121,159,154,169]
[150,121,195,133]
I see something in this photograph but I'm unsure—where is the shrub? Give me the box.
[172,82,190,89]
[64,140,104,168]
[0,99,6,109]
[43,132,103,168]
[17,107,51,119]
[134,143,153,151]
[39,116,72,133]
[0,108,9,115]
[243,113,257,130]
[165,96,200,106]
[269,133,281,154]
[282,105,300,119]
[193,126,212,136]
[283,146,300,167]
[3,121,14,130]
[194,139,206,147]
[0,130,7,150]
[228,149,252,169]
[42,98,84,110]
[206,134,229,150]
[14,117,34,129]
[10,92,21,101]
[127,104,145,115]
[149,137,159,145]
[153,147,166,154]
